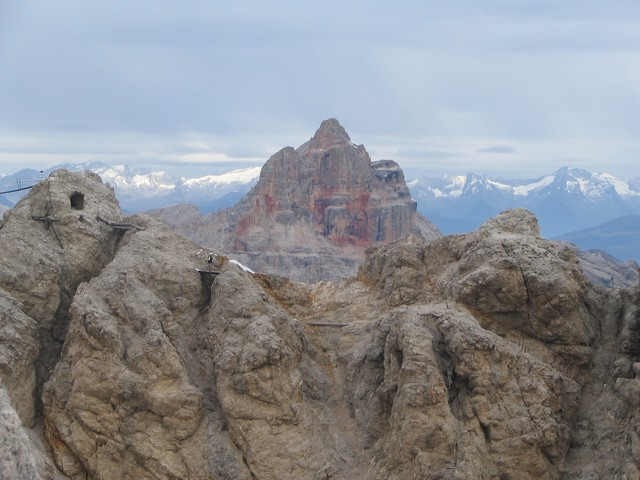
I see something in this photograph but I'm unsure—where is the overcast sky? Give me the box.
[1,1,640,178]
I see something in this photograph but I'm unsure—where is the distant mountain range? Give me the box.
[0,162,260,213]
[555,215,640,262]
[408,167,640,237]
[1,162,638,262]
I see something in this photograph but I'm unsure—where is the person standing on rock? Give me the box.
[207,254,215,272]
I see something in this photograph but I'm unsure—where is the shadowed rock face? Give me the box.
[150,119,440,282]
[4,173,640,480]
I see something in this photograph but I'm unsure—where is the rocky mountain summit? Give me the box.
[150,119,440,282]
[2,170,640,479]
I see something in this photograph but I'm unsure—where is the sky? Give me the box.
[1,0,640,179]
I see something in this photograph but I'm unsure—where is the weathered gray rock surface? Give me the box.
[150,119,441,283]
[0,170,124,478]
[2,172,640,479]
[0,382,39,480]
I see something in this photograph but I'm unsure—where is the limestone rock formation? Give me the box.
[354,208,640,478]
[0,170,125,478]
[3,171,640,480]
[150,119,440,282]
[0,383,39,479]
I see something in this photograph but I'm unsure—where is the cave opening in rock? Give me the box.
[70,191,85,210]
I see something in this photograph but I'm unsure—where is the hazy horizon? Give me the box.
[0,154,637,184]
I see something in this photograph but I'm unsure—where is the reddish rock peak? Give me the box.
[306,118,352,150]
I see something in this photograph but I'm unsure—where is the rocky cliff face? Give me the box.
[150,119,440,282]
[3,171,640,479]
[0,170,125,478]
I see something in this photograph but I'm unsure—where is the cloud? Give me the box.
[477,145,517,154]
[393,149,460,160]
[0,129,638,180]
[1,1,640,178]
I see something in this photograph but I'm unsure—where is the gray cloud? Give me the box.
[1,0,640,178]
[394,149,460,160]
[477,146,517,154]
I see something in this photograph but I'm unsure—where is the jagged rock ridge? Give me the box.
[2,172,640,479]
[150,119,440,282]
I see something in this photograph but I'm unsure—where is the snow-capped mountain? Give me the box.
[90,164,261,211]
[408,167,640,237]
[95,165,176,199]
[176,167,262,207]
[411,167,639,200]
[0,162,261,212]
[1,162,637,245]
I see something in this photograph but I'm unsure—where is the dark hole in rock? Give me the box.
[70,191,85,210]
